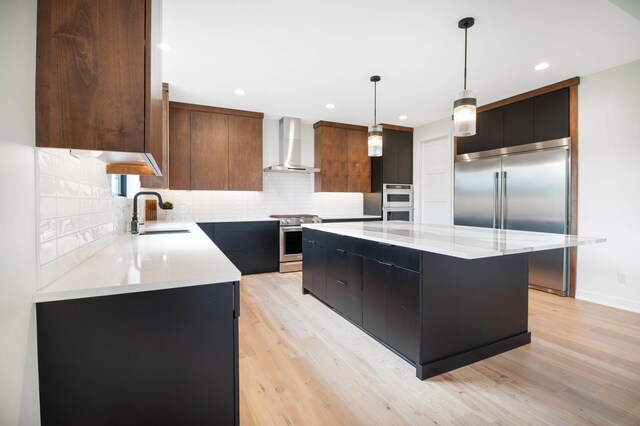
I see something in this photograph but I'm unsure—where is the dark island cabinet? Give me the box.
[303,228,533,380]
[362,257,420,362]
[362,258,389,340]
[198,221,279,275]
[326,248,363,325]
[37,283,240,426]
[386,267,421,362]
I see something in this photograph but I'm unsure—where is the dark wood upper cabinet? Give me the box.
[397,130,414,184]
[477,107,504,151]
[534,88,570,141]
[228,115,263,191]
[190,111,229,191]
[167,106,191,190]
[141,83,170,188]
[347,129,371,193]
[314,121,370,193]
[167,102,263,191]
[36,0,163,175]
[503,98,534,147]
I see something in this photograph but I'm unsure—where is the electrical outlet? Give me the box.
[617,272,628,284]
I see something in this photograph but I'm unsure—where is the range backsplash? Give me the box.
[143,172,364,222]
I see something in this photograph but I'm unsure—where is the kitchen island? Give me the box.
[302,221,604,379]
[34,222,241,425]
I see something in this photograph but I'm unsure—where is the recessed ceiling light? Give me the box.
[157,42,172,51]
[325,104,335,109]
[234,89,246,95]
[535,62,550,71]
[398,115,408,120]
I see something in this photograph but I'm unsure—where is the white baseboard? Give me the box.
[575,289,640,313]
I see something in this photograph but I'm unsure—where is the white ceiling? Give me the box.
[162,0,640,128]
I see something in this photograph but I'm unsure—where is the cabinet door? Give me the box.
[312,243,327,301]
[228,115,263,191]
[347,129,371,192]
[36,0,146,152]
[303,240,315,293]
[168,107,191,190]
[316,126,348,192]
[397,131,413,184]
[456,135,477,155]
[477,107,504,152]
[386,267,420,362]
[382,130,399,183]
[362,258,388,340]
[190,111,229,190]
[503,98,534,147]
[533,88,569,142]
[141,83,170,188]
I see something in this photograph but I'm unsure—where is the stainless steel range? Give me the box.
[270,214,322,273]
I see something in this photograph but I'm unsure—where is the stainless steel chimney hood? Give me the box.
[264,117,320,173]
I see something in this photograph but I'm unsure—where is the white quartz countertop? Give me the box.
[321,215,382,220]
[33,222,241,303]
[303,222,605,259]
[191,217,279,223]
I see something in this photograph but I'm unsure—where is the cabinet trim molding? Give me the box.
[380,123,414,133]
[170,101,264,118]
[313,121,368,131]
[477,77,580,113]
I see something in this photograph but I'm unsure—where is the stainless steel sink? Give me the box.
[139,229,190,236]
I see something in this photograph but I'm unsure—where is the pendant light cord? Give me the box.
[463,27,468,90]
[374,80,377,126]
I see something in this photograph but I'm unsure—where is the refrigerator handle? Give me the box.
[493,172,499,228]
[501,171,507,229]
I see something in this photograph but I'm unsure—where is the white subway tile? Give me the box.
[40,240,57,265]
[40,260,58,288]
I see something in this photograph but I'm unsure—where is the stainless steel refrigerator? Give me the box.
[454,138,571,296]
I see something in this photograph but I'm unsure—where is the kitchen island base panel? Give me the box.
[420,252,530,367]
[416,332,532,379]
[36,282,240,426]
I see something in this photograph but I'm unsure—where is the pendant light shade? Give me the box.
[453,17,477,137]
[368,75,383,157]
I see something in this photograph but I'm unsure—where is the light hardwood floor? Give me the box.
[238,272,640,425]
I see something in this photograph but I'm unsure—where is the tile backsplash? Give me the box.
[37,148,130,288]
[143,172,364,222]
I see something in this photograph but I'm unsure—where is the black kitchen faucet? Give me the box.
[131,191,173,234]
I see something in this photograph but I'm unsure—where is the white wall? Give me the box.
[0,0,41,424]
[413,118,454,225]
[576,59,640,312]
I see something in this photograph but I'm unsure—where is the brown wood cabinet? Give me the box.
[36,0,164,175]
[141,83,170,188]
[314,121,370,193]
[168,102,263,191]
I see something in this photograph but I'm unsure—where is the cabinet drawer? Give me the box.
[361,240,422,272]
[302,228,326,245]
[213,221,278,233]
[326,275,363,326]
[326,249,362,290]
[197,223,215,238]
[325,233,362,255]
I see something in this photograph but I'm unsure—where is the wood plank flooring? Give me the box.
[238,272,640,425]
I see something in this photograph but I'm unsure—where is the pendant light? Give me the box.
[368,75,383,157]
[453,17,477,137]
